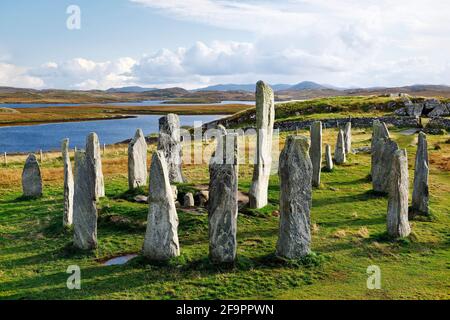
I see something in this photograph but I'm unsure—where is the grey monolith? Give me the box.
[344,122,352,154]
[22,154,42,197]
[86,132,105,200]
[62,139,74,227]
[209,133,239,263]
[128,129,148,189]
[158,114,184,183]
[372,139,399,193]
[387,149,411,238]
[411,132,429,215]
[325,144,333,171]
[309,121,322,187]
[249,81,275,209]
[276,135,313,259]
[73,150,98,250]
[334,129,346,165]
[143,151,180,260]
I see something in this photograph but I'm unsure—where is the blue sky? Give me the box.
[0,0,449,89]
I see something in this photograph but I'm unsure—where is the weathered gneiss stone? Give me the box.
[209,133,239,263]
[195,190,209,207]
[249,81,275,209]
[276,136,313,259]
[128,129,148,189]
[62,139,74,227]
[143,151,180,260]
[158,114,184,183]
[86,132,105,200]
[334,129,346,164]
[22,154,42,197]
[73,151,98,250]
[387,149,411,238]
[344,122,352,154]
[371,121,398,193]
[309,121,322,187]
[325,144,333,171]
[411,132,429,215]
[183,192,195,207]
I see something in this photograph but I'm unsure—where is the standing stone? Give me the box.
[325,144,333,171]
[62,139,74,227]
[249,81,275,209]
[86,133,105,200]
[22,154,43,197]
[344,122,352,154]
[334,129,346,165]
[276,136,313,259]
[73,151,98,250]
[371,121,398,193]
[387,149,411,238]
[183,192,195,207]
[309,121,322,187]
[209,133,239,263]
[411,132,429,215]
[128,129,148,189]
[143,151,180,260]
[158,114,184,183]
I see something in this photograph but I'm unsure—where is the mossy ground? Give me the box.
[0,127,449,300]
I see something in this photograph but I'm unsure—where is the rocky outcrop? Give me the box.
[249,81,275,209]
[62,139,74,227]
[158,114,184,183]
[209,133,239,263]
[128,129,148,189]
[143,151,180,260]
[387,149,411,238]
[22,154,42,197]
[276,135,312,259]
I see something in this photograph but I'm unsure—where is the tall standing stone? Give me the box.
[344,122,352,154]
[249,81,275,209]
[73,150,98,250]
[411,132,429,215]
[143,151,180,260]
[309,121,322,187]
[325,144,333,171]
[334,129,346,165]
[371,121,399,193]
[209,133,239,263]
[86,133,105,200]
[62,139,74,227]
[128,129,148,189]
[276,136,313,259]
[387,149,411,238]
[22,154,43,197]
[158,114,184,183]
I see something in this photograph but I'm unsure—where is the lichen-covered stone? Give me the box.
[143,151,180,260]
[411,132,429,215]
[344,122,352,154]
[209,133,239,263]
[249,81,275,208]
[334,129,346,164]
[387,149,411,238]
[62,139,74,227]
[73,151,98,250]
[128,129,148,189]
[276,135,312,259]
[22,154,42,197]
[309,121,322,187]
[86,132,104,200]
[325,144,333,171]
[158,114,184,183]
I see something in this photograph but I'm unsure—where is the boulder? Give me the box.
[183,192,195,207]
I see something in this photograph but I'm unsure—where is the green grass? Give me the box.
[0,130,449,300]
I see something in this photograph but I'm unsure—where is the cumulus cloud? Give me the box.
[0,63,44,88]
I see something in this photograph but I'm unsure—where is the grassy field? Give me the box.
[0,127,449,300]
[0,104,251,127]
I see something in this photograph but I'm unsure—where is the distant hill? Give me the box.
[197,81,334,92]
[106,86,158,93]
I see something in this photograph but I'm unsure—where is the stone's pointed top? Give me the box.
[61,138,69,145]
[131,128,145,144]
[288,135,311,156]
[217,124,227,135]
[256,80,274,94]
[25,153,39,164]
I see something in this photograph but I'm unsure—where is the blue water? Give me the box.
[0,100,254,109]
[0,114,224,153]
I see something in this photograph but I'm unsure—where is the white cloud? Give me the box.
[0,63,44,88]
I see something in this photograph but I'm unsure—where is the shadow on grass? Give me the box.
[313,189,387,208]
